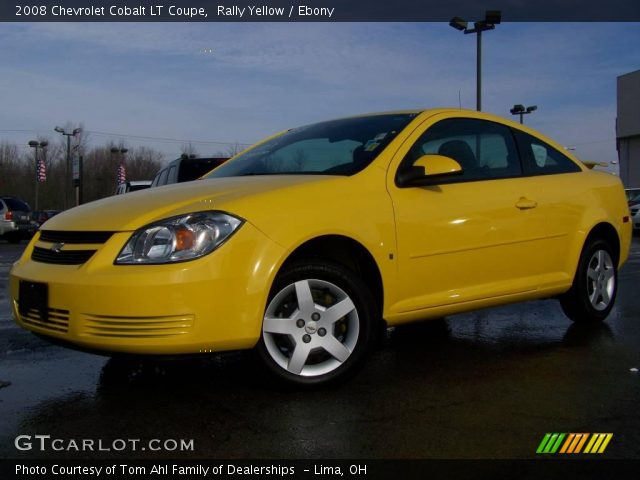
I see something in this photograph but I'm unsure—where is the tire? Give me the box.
[256,260,378,386]
[560,238,617,323]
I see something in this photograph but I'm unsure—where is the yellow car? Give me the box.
[10,109,632,385]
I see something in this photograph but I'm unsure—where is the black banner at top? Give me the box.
[2,0,640,22]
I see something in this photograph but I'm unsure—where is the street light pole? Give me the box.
[54,126,82,208]
[449,11,501,112]
[510,104,538,124]
[476,29,482,112]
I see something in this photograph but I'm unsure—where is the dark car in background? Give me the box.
[31,210,61,228]
[0,197,37,243]
[151,155,229,187]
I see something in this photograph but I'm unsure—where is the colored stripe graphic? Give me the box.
[536,433,565,454]
[549,433,565,453]
[536,433,552,454]
[598,433,613,453]
[584,434,599,453]
[584,433,613,454]
[538,433,613,454]
[574,433,589,453]
[567,433,583,453]
[559,433,575,453]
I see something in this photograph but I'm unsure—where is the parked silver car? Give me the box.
[631,204,640,231]
[0,197,37,243]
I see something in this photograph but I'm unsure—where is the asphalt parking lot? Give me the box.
[1,236,639,460]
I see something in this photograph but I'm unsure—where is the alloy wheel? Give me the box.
[262,278,360,377]
[586,249,615,311]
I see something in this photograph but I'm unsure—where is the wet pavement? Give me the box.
[1,237,639,460]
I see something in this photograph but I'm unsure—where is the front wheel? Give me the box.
[560,239,617,323]
[257,260,377,386]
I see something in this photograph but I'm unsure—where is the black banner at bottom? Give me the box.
[3,459,640,480]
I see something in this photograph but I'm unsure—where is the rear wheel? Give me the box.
[257,260,377,386]
[560,239,617,323]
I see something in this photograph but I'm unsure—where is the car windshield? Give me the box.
[205,113,417,178]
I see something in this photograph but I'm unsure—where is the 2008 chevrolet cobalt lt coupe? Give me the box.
[10,109,632,385]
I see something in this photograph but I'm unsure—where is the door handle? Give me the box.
[515,197,538,210]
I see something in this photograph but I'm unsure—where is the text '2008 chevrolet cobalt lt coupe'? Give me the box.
[10,109,632,385]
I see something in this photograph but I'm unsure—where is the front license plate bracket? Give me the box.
[19,281,48,322]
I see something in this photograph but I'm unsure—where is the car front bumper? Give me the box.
[10,223,284,355]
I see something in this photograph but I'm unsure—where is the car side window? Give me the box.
[513,130,581,175]
[167,165,177,183]
[400,118,522,183]
[158,169,169,186]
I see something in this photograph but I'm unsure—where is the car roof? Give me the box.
[337,108,542,129]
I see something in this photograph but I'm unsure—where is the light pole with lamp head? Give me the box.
[510,104,538,124]
[449,10,501,112]
[54,126,82,208]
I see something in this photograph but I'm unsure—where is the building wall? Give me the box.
[617,70,640,187]
[617,70,640,138]
[616,70,640,187]
[619,135,640,188]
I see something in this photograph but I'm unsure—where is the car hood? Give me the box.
[43,175,338,232]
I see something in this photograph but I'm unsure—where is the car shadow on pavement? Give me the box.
[7,316,632,460]
[91,316,615,394]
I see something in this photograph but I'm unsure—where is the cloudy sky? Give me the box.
[0,22,638,165]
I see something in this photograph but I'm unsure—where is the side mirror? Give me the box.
[396,154,463,187]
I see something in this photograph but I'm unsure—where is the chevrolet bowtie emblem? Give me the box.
[50,242,65,253]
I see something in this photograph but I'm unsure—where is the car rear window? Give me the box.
[179,159,226,182]
[2,198,30,211]
[513,130,581,175]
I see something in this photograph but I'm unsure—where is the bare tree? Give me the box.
[1,127,163,208]
[225,142,244,157]
[0,141,21,192]
[127,146,165,180]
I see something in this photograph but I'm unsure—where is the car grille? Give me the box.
[81,314,194,338]
[39,230,114,244]
[19,305,70,333]
[32,230,115,265]
[31,246,97,265]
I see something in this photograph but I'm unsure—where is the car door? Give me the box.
[509,128,586,283]
[387,115,545,314]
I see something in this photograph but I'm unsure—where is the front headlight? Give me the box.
[115,211,243,264]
